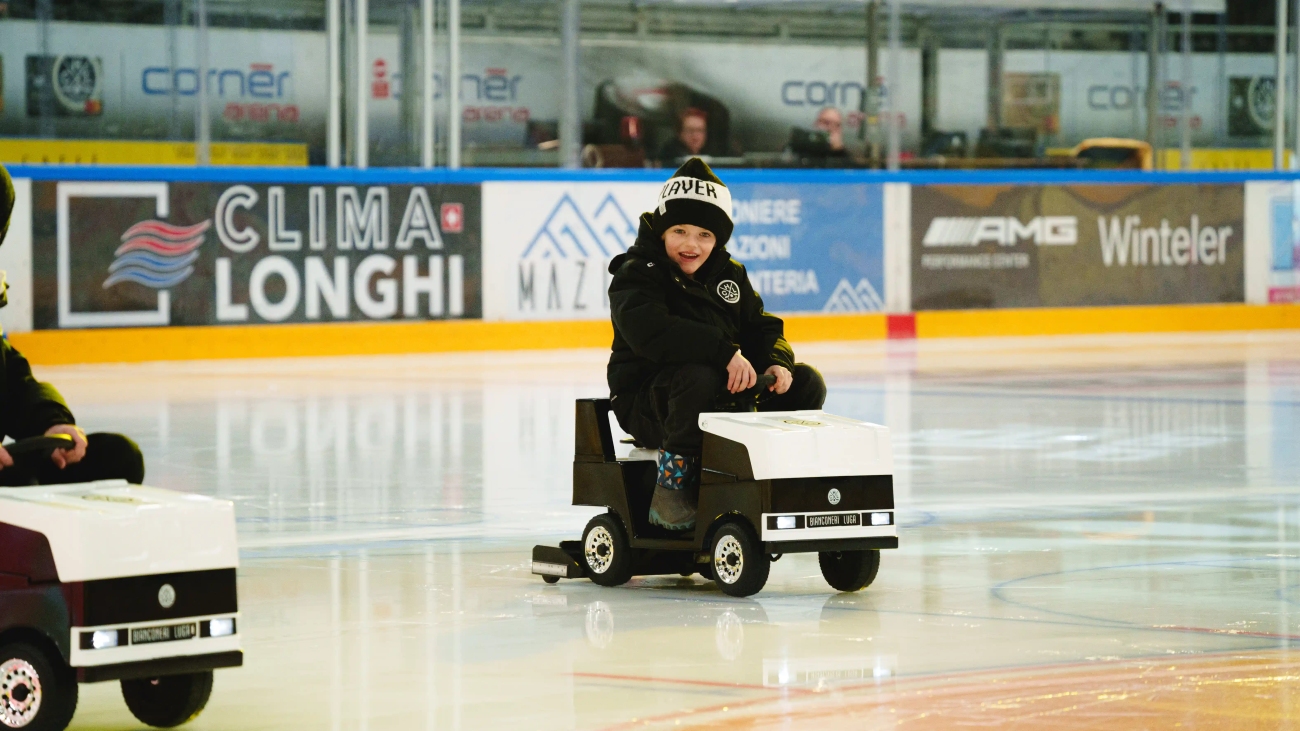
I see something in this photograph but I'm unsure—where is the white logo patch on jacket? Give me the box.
[716,280,741,304]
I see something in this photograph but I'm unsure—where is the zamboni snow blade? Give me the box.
[0,436,240,730]
[533,399,897,597]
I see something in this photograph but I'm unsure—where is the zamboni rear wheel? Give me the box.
[121,671,213,728]
[0,641,77,731]
[819,549,881,592]
[711,521,769,597]
[582,514,635,587]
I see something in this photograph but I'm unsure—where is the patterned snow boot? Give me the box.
[649,450,699,531]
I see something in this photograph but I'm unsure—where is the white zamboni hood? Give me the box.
[698,410,893,480]
[0,480,238,582]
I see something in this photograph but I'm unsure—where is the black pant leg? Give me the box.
[613,379,667,454]
[758,363,827,412]
[660,364,722,456]
[614,364,722,456]
[32,433,146,486]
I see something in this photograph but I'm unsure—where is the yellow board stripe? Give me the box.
[0,139,308,167]
[916,303,1300,338]
[6,305,1297,365]
[9,319,614,365]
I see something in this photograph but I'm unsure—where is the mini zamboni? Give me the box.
[532,379,897,597]
[0,435,240,731]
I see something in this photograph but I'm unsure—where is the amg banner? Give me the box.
[31,181,481,329]
[911,184,1245,310]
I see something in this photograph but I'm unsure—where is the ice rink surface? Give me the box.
[45,331,1300,730]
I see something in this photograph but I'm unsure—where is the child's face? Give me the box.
[662,224,715,277]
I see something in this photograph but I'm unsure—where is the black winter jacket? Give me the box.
[607,214,795,400]
[0,335,74,440]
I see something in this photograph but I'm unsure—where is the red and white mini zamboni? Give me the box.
[0,436,240,730]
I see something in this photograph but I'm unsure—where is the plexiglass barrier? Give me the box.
[0,1,1290,170]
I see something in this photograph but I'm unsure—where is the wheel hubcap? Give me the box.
[585,526,615,574]
[714,535,744,584]
[0,659,42,728]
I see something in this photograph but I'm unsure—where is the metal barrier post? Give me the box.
[449,0,462,170]
[560,0,582,169]
[1146,4,1162,170]
[422,0,436,169]
[328,0,341,168]
[356,0,370,170]
[1294,0,1300,169]
[886,0,900,172]
[1276,0,1288,171]
[1179,0,1191,170]
[196,0,211,165]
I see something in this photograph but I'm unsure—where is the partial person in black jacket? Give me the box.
[0,165,145,486]
[607,158,826,531]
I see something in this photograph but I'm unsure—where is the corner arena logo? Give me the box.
[922,216,1078,247]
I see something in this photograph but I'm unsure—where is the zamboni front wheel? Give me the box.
[121,671,213,728]
[582,514,635,587]
[711,521,769,597]
[819,549,881,592]
[0,641,77,731]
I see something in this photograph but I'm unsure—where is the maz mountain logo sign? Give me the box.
[822,278,883,313]
[517,192,636,313]
[483,182,656,321]
[520,193,637,260]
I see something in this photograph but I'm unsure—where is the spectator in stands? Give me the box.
[814,107,848,155]
[657,108,709,165]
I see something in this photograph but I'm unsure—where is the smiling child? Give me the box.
[606,158,827,531]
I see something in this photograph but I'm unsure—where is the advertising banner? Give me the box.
[31,181,480,329]
[911,184,1244,310]
[481,181,884,321]
[1244,181,1300,304]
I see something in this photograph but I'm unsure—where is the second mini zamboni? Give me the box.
[531,398,897,597]
[0,436,240,731]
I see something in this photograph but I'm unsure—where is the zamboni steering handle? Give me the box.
[715,373,779,413]
[0,434,76,486]
[6,434,75,459]
[734,373,777,397]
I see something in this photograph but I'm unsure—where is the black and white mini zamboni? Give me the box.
[0,436,240,731]
[531,383,898,597]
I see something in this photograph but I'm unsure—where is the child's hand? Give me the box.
[46,424,87,469]
[726,351,757,393]
[765,365,793,394]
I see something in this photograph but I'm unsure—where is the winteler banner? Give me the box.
[911,184,1245,310]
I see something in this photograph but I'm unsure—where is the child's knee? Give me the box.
[87,432,146,484]
[670,363,722,395]
[793,364,827,409]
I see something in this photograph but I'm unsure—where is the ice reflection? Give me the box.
[42,335,1300,730]
[70,377,602,546]
[584,602,614,649]
[715,608,744,660]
